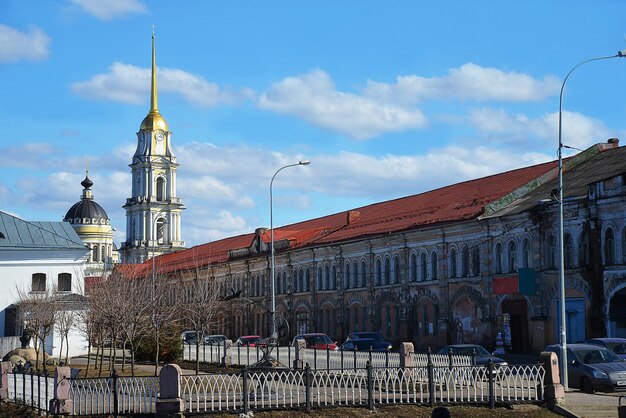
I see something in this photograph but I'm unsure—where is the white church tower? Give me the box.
[121,32,185,263]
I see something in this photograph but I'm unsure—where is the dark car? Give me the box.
[585,338,626,360]
[436,344,508,366]
[341,338,390,352]
[292,333,338,350]
[234,335,264,347]
[345,332,392,351]
[544,343,626,393]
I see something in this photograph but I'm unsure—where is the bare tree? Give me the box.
[15,284,57,371]
[55,308,76,365]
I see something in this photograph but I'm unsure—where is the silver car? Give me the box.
[544,343,626,393]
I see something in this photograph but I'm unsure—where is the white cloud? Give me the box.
[468,108,614,149]
[0,24,50,63]
[71,62,248,106]
[364,63,560,103]
[258,69,427,139]
[70,0,147,20]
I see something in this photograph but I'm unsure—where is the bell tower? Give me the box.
[121,32,185,263]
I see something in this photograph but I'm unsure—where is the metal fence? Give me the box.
[6,368,55,414]
[181,361,545,414]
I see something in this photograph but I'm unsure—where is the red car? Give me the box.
[234,335,263,347]
[292,333,338,350]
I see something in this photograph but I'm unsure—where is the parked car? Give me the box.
[544,343,626,393]
[234,335,263,347]
[341,338,390,352]
[585,338,626,360]
[436,344,508,366]
[345,332,392,351]
[203,335,228,346]
[181,330,201,345]
[292,333,338,350]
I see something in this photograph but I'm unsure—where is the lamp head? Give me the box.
[299,160,311,166]
[618,49,626,57]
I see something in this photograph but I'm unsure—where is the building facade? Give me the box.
[120,33,185,263]
[139,139,626,354]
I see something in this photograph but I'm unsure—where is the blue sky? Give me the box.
[1,0,626,246]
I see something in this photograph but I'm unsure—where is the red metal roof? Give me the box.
[130,158,561,275]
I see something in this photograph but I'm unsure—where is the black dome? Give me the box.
[64,200,110,224]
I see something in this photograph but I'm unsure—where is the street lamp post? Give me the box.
[270,160,310,346]
[557,49,625,390]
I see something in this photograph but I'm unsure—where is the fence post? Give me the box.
[48,366,72,415]
[156,363,185,416]
[540,351,564,409]
[366,361,374,410]
[222,339,232,366]
[487,358,495,410]
[111,368,119,417]
[304,363,312,412]
[399,342,414,369]
[293,340,305,369]
[0,361,10,401]
[427,347,435,408]
[242,368,249,414]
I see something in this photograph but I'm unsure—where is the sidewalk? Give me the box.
[558,390,625,418]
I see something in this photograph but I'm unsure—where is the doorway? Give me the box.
[502,298,530,353]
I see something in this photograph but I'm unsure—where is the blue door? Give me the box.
[556,298,585,343]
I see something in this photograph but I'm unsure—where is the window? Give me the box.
[317,267,323,290]
[331,265,337,289]
[156,218,166,244]
[325,266,331,290]
[508,241,517,273]
[472,247,481,276]
[92,245,98,262]
[420,253,427,281]
[548,235,557,269]
[580,231,590,268]
[461,246,470,277]
[360,261,367,287]
[294,270,300,293]
[564,233,573,268]
[352,261,358,288]
[522,239,531,268]
[605,228,616,265]
[431,252,438,280]
[156,177,165,201]
[393,255,400,284]
[58,273,71,292]
[384,257,391,285]
[305,269,310,291]
[410,253,417,282]
[623,227,626,263]
[32,273,46,292]
[344,262,350,290]
[375,259,382,285]
[495,243,503,274]
[449,248,457,277]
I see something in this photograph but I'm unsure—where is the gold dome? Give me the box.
[140,111,169,131]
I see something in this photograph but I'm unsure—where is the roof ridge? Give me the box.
[0,210,84,247]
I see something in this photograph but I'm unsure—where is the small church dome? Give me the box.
[64,175,110,225]
[140,112,169,132]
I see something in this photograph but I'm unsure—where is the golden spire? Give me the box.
[139,27,168,131]
[150,28,158,114]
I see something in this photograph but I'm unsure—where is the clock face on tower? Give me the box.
[155,131,165,142]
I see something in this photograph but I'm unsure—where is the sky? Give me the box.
[1,0,626,247]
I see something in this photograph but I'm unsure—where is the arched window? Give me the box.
[522,239,531,268]
[331,265,337,289]
[375,259,382,285]
[472,247,481,276]
[351,261,358,288]
[508,241,517,273]
[393,255,400,284]
[317,267,322,290]
[282,272,287,294]
[409,253,417,282]
[384,257,391,285]
[344,262,350,290]
[548,235,557,269]
[449,248,457,278]
[92,245,98,262]
[156,177,165,201]
[57,273,72,292]
[579,230,590,268]
[32,273,46,292]
[495,243,503,274]
[564,233,573,268]
[294,270,300,293]
[420,253,427,281]
[156,218,166,244]
[324,265,330,290]
[605,228,616,265]
[360,261,367,287]
[431,251,438,280]
[461,246,470,277]
[305,269,310,291]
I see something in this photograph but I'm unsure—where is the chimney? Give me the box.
[347,210,361,225]
[607,138,619,147]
